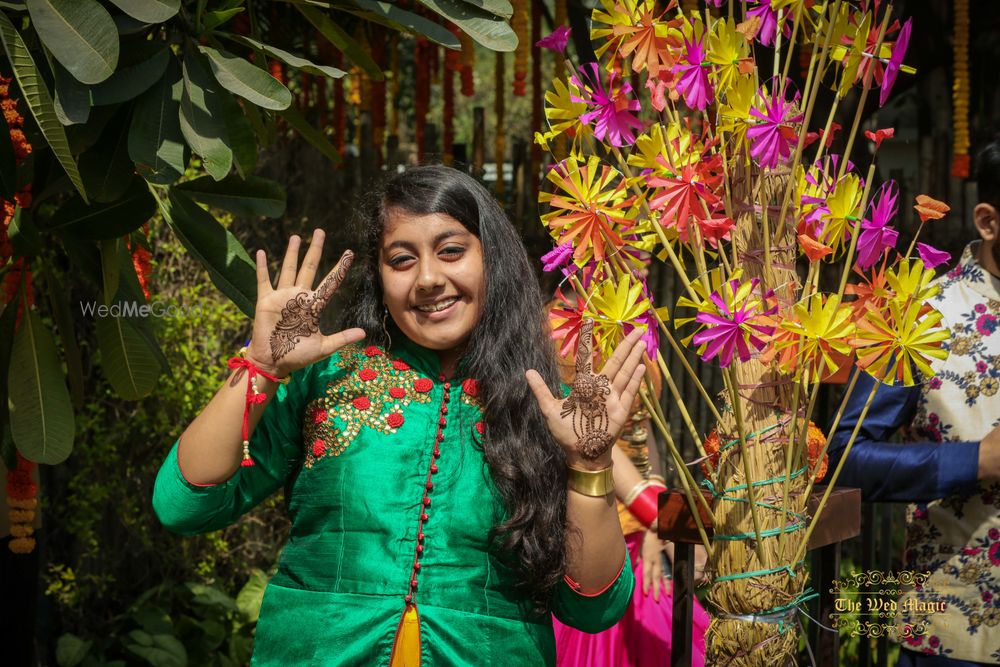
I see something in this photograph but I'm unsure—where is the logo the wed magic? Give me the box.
[829,570,948,639]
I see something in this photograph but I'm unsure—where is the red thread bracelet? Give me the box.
[627,484,666,530]
[227,352,287,467]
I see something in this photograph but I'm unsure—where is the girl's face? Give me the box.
[379,208,485,360]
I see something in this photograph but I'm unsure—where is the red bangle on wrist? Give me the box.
[627,483,666,530]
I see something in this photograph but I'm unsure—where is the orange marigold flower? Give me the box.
[8,537,36,554]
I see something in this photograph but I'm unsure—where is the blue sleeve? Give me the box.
[828,371,980,503]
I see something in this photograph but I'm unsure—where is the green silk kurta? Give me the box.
[153,340,633,665]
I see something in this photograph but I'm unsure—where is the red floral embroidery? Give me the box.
[462,378,479,397]
[475,421,485,435]
[301,343,434,467]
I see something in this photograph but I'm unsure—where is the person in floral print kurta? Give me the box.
[830,142,1000,666]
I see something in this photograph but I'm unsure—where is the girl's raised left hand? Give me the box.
[526,320,647,471]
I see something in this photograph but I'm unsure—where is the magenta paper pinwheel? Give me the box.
[536,25,572,54]
[880,18,912,106]
[748,80,803,168]
[855,181,900,271]
[672,16,713,111]
[690,278,777,368]
[570,62,644,147]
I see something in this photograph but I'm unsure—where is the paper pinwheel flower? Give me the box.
[671,15,713,111]
[746,0,784,47]
[541,241,575,274]
[648,164,723,246]
[776,293,857,381]
[886,258,941,306]
[536,25,572,54]
[591,0,675,77]
[540,156,634,266]
[856,298,950,386]
[855,181,899,271]
[717,73,756,157]
[707,17,751,94]
[833,10,870,97]
[583,273,666,361]
[818,172,864,256]
[688,277,777,368]
[913,195,950,223]
[864,127,894,151]
[543,77,590,142]
[747,80,804,168]
[917,243,951,270]
[880,18,912,106]
[571,63,644,147]
[549,289,586,359]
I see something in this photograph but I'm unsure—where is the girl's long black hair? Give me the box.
[340,165,568,612]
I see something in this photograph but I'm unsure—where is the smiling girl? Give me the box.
[153,166,647,665]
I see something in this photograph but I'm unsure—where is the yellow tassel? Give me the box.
[390,603,421,667]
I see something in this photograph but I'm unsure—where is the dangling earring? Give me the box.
[382,305,392,348]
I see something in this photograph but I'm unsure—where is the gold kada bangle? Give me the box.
[567,464,615,497]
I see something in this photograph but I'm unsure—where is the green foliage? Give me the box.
[54,572,269,667]
[0,0,516,464]
[42,218,288,656]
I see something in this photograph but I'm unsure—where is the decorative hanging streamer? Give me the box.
[389,36,400,137]
[370,29,388,166]
[6,453,37,554]
[495,51,506,195]
[414,39,432,161]
[459,28,475,96]
[0,76,33,326]
[951,0,970,178]
[531,0,543,197]
[512,0,530,95]
[124,225,153,300]
[332,49,346,161]
[552,0,568,157]
[269,59,284,85]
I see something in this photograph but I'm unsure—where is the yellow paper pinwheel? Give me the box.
[886,257,941,306]
[707,17,750,94]
[540,156,635,266]
[583,273,663,360]
[855,298,951,386]
[591,0,674,76]
[716,73,755,159]
[819,173,863,256]
[775,293,857,382]
[543,77,591,145]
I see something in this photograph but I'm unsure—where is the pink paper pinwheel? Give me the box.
[855,181,900,271]
[541,241,575,274]
[880,18,912,107]
[917,242,951,270]
[536,25,572,54]
[672,24,713,110]
[748,81,803,168]
[746,0,788,47]
[571,63,643,147]
[691,278,777,368]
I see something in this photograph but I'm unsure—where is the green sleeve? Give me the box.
[551,549,634,633]
[152,362,315,536]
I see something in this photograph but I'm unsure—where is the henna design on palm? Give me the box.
[560,319,615,460]
[269,251,353,361]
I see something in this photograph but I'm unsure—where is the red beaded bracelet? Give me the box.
[226,348,288,467]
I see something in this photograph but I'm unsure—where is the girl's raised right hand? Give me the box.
[246,229,366,377]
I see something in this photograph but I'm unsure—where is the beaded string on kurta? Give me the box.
[404,373,450,605]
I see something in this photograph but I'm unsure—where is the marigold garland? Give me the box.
[6,452,37,554]
[951,0,969,178]
[0,76,33,326]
